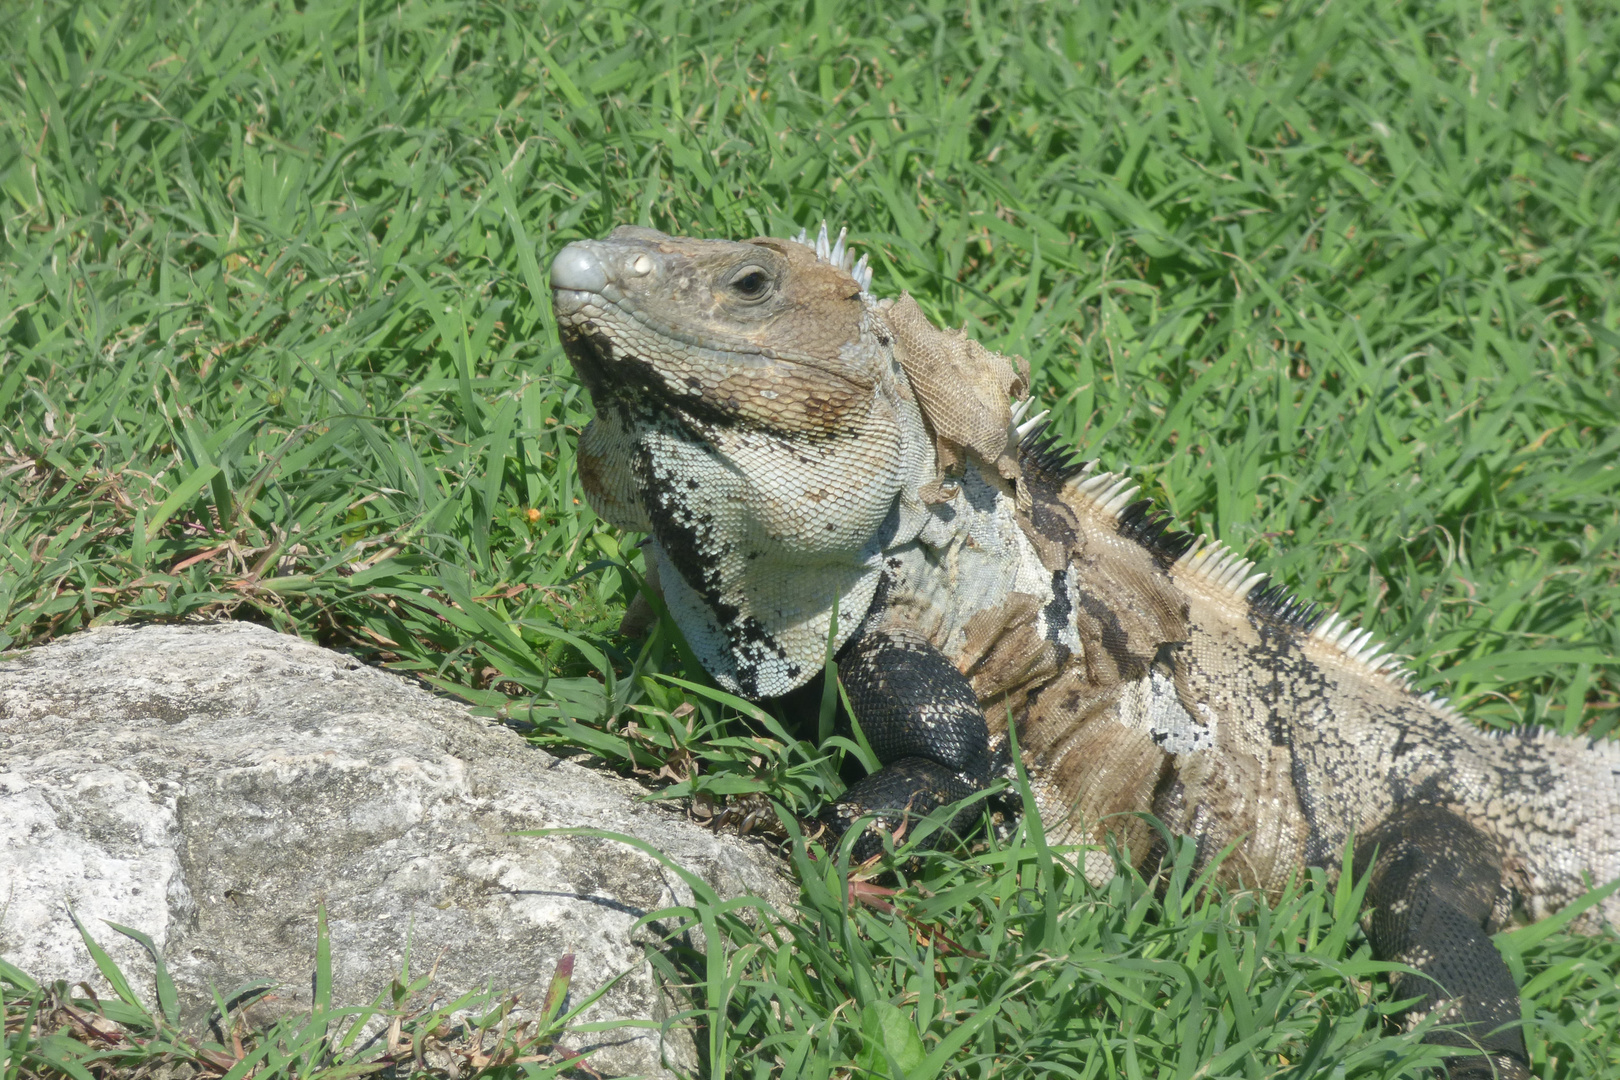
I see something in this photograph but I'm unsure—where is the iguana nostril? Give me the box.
[550,242,608,293]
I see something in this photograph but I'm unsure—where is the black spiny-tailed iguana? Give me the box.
[549,223,1620,1079]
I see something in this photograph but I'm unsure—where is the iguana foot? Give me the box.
[1354,804,1528,1078]
[1443,1050,1530,1080]
[819,621,994,863]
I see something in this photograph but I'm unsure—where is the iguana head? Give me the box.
[552,225,883,433]
[550,225,1025,696]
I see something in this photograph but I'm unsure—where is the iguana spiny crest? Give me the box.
[551,224,1620,1080]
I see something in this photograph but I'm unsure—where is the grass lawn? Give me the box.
[2,0,1617,1075]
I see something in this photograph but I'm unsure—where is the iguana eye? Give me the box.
[727,265,773,301]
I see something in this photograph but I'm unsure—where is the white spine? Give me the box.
[793,222,870,293]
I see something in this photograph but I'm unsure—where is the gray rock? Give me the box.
[0,622,796,1078]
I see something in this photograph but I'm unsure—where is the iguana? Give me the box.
[549,223,1620,1079]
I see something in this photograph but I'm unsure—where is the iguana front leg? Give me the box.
[1354,805,1528,1080]
[820,624,995,863]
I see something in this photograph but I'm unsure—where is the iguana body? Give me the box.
[550,224,1620,1079]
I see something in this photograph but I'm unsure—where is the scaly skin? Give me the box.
[551,224,1620,1079]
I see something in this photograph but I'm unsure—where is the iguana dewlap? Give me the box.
[551,224,1620,1080]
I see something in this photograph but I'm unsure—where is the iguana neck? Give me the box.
[630,308,938,697]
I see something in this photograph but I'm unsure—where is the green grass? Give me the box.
[1,0,1617,1075]
[2,906,592,1077]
